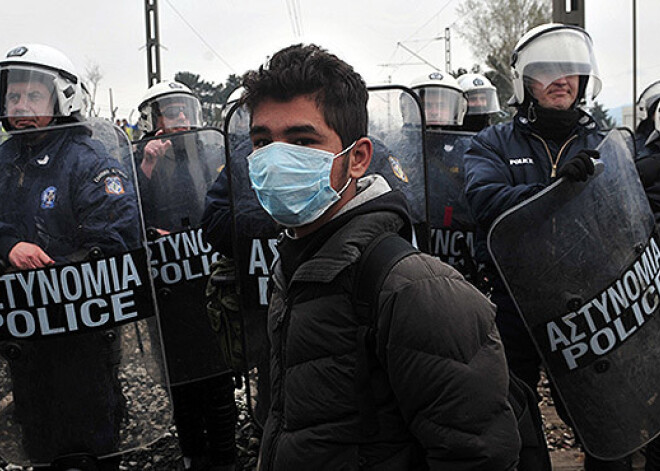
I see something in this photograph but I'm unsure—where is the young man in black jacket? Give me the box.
[223,43,520,471]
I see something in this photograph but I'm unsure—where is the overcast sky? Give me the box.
[1,0,657,121]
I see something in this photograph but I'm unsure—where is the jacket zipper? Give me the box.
[266,293,293,471]
[531,133,578,178]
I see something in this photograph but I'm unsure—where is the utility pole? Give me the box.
[144,0,162,87]
[109,88,118,122]
[444,27,451,73]
[552,0,585,27]
[632,0,637,126]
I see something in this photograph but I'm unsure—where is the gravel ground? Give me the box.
[0,388,260,471]
[2,371,634,471]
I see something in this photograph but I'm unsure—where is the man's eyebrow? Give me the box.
[283,125,321,136]
[249,125,269,136]
[249,124,321,137]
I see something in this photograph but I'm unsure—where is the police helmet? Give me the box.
[138,80,203,136]
[510,23,601,106]
[410,71,467,126]
[0,44,85,130]
[220,86,250,134]
[638,80,660,123]
[457,73,501,115]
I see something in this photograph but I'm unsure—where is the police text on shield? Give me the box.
[0,252,146,340]
[545,236,660,371]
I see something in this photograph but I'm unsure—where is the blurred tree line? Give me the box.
[174,71,242,126]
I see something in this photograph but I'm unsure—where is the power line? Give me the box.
[404,0,457,42]
[163,0,235,73]
[379,0,460,80]
[285,0,304,37]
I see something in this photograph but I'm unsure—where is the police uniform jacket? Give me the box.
[0,124,139,461]
[0,125,139,264]
[464,110,603,253]
[259,175,520,471]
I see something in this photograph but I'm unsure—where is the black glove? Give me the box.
[636,153,660,188]
[557,149,600,182]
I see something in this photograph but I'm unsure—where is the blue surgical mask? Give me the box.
[247,141,355,227]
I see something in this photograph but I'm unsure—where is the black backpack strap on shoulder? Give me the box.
[353,232,418,436]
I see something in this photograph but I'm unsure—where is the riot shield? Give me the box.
[367,86,429,251]
[0,119,170,467]
[133,128,228,386]
[488,129,660,459]
[225,103,278,428]
[426,130,480,278]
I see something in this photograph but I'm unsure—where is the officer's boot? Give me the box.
[206,373,238,470]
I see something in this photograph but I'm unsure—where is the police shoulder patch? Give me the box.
[388,155,409,183]
[105,176,125,195]
[94,167,129,183]
[40,186,57,209]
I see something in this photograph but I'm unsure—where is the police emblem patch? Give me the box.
[388,155,409,183]
[40,186,57,209]
[105,176,125,195]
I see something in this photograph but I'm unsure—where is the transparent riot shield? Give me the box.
[488,129,660,459]
[426,130,480,279]
[0,119,170,467]
[133,128,228,386]
[225,103,278,428]
[367,86,430,251]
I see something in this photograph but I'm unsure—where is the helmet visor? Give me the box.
[465,88,500,115]
[518,28,601,100]
[418,87,466,126]
[638,81,660,120]
[0,66,59,128]
[142,93,203,132]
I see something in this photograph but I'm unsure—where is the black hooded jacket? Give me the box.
[259,175,520,470]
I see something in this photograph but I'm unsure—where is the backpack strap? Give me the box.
[353,232,418,436]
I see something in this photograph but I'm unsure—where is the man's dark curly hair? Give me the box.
[242,44,368,148]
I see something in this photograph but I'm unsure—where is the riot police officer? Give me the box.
[636,80,660,157]
[636,99,660,221]
[136,81,236,471]
[0,44,140,470]
[464,24,640,470]
[406,72,480,273]
[457,73,501,132]
[409,71,467,130]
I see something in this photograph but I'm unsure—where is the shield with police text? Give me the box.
[225,102,278,428]
[488,128,660,459]
[367,86,430,251]
[425,130,479,278]
[133,128,228,386]
[0,119,170,466]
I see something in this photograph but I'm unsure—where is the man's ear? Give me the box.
[349,136,372,179]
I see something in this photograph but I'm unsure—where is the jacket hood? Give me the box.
[275,174,414,286]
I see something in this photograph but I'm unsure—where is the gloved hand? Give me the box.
[635,153,660,189]
[557,149,600,182]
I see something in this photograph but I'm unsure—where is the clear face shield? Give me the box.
[465,88,500,115]
[146,93,203,132]
[418,87,466,126]
[516,28,601,102]
[0,66,58,129]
